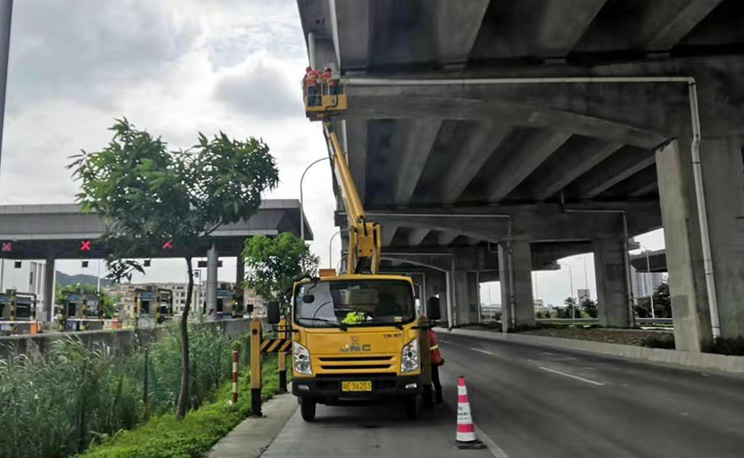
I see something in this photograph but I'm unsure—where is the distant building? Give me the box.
[630,267,665,299]
[102,281,265,318]
[0,260,47,317]
[534,299,544,308]
[480,303,501,321]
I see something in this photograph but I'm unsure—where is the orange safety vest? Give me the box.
[429,329,443,365]
[305,70,317,87]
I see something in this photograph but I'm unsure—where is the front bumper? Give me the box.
[292,373,423,399]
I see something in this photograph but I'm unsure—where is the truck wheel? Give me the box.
[300,397,316,422]
[406,394,422,420]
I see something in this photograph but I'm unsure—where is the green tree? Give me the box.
[581,298,598,318]
[68,119,278,419]
[563,297,579,318]
[653,281,672,318]
[242,232,319,310]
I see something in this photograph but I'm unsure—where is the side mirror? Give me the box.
[267,301,281,324]
[427,297,441,321]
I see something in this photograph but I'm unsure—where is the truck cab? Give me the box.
[279,273,439,421]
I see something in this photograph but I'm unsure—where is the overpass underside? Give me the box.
[299,0,744,351]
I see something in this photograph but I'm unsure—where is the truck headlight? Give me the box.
[293,342,312,375]
[401,338,419,373]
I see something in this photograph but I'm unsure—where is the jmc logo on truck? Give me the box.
[340,337,371,353]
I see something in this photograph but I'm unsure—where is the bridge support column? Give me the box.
[593,237,631,328]
[206,246,218,316]
[498,241,534,332]
[656,135,744,350]
[452,267,480,327]
[236,251,245,285]
[43,256,55,321]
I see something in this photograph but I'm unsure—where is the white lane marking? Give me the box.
[538,366,604,386]
[475,424,511,458]
[470,347,495,356]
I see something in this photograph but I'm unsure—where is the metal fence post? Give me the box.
[231,350,239,404]
[278,316,287,392]
[250,316,262,416]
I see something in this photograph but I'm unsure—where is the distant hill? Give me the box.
[56,271,113,288]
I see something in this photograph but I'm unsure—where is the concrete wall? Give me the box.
[0,318,253,360]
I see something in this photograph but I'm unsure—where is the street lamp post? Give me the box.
[643,248,655,320]
[300,157,330,241]
[328,229,347,269]
[559,263,575,319]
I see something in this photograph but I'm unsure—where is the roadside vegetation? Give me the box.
[0,325,259,458]
[78,357,280,458]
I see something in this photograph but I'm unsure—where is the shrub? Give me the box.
[640,334,676,349]
[707,336,744,356]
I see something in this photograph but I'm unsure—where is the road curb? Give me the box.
[441,327,744,375]
[208,391,298,458]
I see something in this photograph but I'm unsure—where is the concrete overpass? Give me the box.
[0,200,312,321]
[298,0,744,351]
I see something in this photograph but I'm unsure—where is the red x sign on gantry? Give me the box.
[162,239,173,250]
[1,242,11,252]
[80,240,92,252]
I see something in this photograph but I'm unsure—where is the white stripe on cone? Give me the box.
[457,377,477,443]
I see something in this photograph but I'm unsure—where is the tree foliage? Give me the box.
[635,280,672,319]
[242,233,319,309]
[68,119,278,420]
[68,119,279,280]
[580,298,598,318]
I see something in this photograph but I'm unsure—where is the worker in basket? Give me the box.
[304,66,319,106]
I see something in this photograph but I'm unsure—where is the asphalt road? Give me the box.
[438,333,744,458]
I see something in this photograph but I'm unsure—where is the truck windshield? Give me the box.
[294,280,414,328]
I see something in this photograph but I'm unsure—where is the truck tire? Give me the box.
[300,397,316,422]
[406,394,421,420]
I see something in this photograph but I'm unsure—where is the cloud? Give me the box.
[0,0,340,283]
[8,0,200,111]
[214,55,306,120]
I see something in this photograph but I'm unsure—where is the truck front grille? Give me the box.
[318,355,395,372]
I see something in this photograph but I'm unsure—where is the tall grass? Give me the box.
[0,325,240,458]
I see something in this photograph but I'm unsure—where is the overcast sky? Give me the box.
[0,0,665,307]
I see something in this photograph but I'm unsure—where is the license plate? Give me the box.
[342,381,372,392]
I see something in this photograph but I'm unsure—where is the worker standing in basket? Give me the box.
[304,66,319,106]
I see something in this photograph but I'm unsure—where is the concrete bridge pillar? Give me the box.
[593,237,631,328]
[656,135,744,351]
[452,268,480,326]
[498,241,534,332]
[43,256,55,321]
[206,246,218,315]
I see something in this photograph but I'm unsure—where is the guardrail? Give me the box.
[535,317,673,325]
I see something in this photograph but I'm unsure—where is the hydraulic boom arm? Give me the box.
[323,121,381,274]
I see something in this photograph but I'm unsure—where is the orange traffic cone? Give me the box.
[456,376,486,449]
